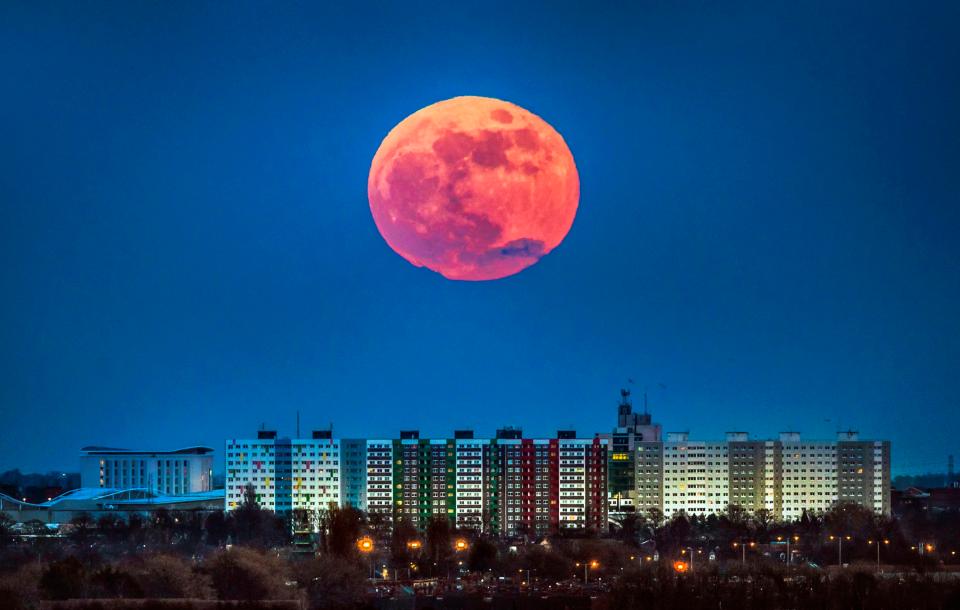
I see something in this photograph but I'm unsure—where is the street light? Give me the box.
[518,568,535,589]
[827,535,851,566]
[406,540,422,551]
[776,535,799,566]
[357,536,374,553]
[454,538,469,552]
[575,560,599,584]
[867,539,890,572]
[357,536,375,579]
[733,541,754,565]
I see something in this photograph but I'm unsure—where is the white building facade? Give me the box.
[634,431,891,520]
[80,446,213,496]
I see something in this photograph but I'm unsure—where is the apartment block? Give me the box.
[360,428,606,536]
[224,430,340,513]
[598,389,662,514]
[634,431,891,520]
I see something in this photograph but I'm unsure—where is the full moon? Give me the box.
[368,96,579,281]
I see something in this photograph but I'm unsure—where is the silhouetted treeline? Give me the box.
[0,470,79,503]
[609,564,960,610]
[2,492,960,610]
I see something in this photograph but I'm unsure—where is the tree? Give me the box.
[204,510,232,547]
[68,513,94,543]
[136,554,212,599]
[0,513,15,546]
[391,518,419,564]
[96,514,126,543]
[617,513,640,545]
[753,508,775,534]
[325,505,363,557]
[646,507,665,529]
[21,519,49,536]
[0,563,43,610]
[295,555,366,610]
[88,564,142,599]
[151,508,175,545]
[39,556,85,600]
[171,510,205,550]
[656,512,692,556]
[467,538,498,573]
[204,547,289,601]
[723,504,750,528]
[293,508,317,533]
[233,484,287,548]
[426,516,452,564]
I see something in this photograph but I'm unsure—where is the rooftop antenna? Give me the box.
[296,411,300,438]
[949,455,955,486]
[644,391,649,415]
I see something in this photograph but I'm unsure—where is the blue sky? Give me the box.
[1,2,958,475]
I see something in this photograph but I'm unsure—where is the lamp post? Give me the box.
[776,535,800,565]
[828,535,851,566]
[576,560,599,584]
[867,539,890,572]
[357,536,375,579]
[518,568,535,589]
[733,540,755,565]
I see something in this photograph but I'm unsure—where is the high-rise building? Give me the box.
[497,429,608,536]
[361,429,606,536]
[453,430,499,531]
[365,439,394,525]
[224,430,340,513]
[598,389,662,514]
[364,431,500,533]
[340,439,367,509]
[633,431,891,520]
[80,446,213,495]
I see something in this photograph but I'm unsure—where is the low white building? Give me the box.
[79,446,213,496]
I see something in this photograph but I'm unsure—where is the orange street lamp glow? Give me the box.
[357,537,374,553]
[673,561,689,573]
[454,538,469,552]
[407,540,422,550]
[590,560,599,569]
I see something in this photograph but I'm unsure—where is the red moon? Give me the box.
[368,96,579,281]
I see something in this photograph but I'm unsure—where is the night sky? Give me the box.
[2,2,958,476]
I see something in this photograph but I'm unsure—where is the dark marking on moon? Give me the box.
[512,128,539,151]
[432,131,475,164]
[471,130,512,168]
[498,238,545,258]
[491,109,513,123]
